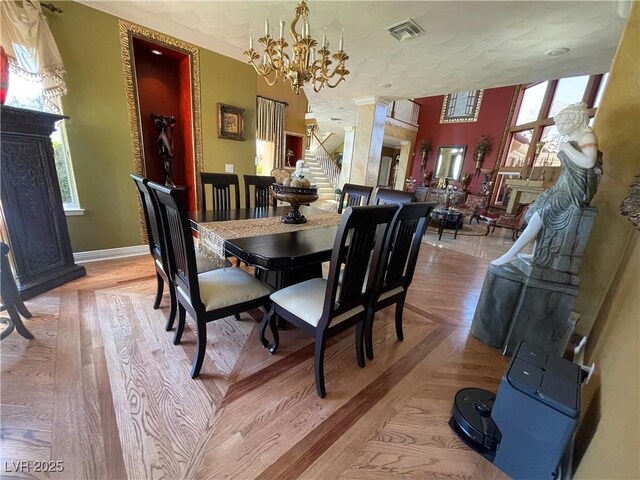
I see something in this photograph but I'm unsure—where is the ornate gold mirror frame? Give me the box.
[118,20,203,239]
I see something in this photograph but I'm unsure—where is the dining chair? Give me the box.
[373,187,414,205]
[200,172,240,211]
[364,202,436,360]
[131,174,225,332]
[337,183,373,213]
[244,175,277,208]
[456,193,488,224]
[259,204,399,398]
[147,181,273,378]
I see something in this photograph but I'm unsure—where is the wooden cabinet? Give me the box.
[0,105,85,299]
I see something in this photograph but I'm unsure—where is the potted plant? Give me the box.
[419,138,432,169]
[474,135,492,170]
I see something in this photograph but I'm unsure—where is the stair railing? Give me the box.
[311,131,341,190]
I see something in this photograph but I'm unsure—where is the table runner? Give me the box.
[197,212,342,266]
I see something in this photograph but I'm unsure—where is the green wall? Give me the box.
[47,2,257,252]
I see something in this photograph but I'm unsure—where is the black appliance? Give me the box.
[450,342,584,479]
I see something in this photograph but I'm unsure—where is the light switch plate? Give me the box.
[225,164,234,173]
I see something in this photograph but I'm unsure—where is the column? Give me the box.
[394,140,412,190]
[343,96,388,187]
[338,126,355,189]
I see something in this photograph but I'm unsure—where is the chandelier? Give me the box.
[243,0,349,95]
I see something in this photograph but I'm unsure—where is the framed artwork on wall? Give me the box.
[217,103,245,141]
[440,90,484,123]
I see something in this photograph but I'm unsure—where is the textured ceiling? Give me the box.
[82,1,627,133]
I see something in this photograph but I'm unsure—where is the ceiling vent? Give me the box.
[387,19,424,41]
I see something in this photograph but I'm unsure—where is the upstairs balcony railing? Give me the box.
[386,99,419,127]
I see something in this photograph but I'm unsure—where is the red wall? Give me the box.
[410,86,516,193]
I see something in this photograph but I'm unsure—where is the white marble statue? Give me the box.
[292,159,306,179]
[492,102,602,266]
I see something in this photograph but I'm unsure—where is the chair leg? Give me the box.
[314,335,327,398]
[0,317,15,340]
[190,319,207,378]
[395,297,406,342]
[259,304,274,348]
[268,308,280,354]
[14,297,32,319]
[153,272,164,309]
[355,321,365,368]
[6,303,33,340]
[364,306,376,361]
[165,283,177,331]
[173,304,186,345]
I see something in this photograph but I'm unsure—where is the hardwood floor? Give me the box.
[1,245,510,479]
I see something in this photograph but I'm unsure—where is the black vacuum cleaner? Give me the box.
[450,342,586,479]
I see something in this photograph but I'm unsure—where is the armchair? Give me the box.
[456,194,488,224]
[490,204,530,241]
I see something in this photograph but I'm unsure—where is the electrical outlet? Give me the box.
[225,164,234,173]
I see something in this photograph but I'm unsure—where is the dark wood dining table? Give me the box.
[189,206,338,289]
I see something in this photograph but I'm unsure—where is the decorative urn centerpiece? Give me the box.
[271,160,318,224]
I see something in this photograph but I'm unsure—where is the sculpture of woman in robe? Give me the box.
[492,102,603,266]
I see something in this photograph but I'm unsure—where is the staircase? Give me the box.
[301,150,338,211]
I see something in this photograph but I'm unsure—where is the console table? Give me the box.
[0,105,85,299]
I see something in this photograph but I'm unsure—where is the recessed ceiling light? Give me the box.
[544,47,570,57]
[151,49,163,55]
[379,83,392,88]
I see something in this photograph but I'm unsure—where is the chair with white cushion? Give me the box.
[148,181,273,378]
[364,202,436,360]
[259,204,398,398]
[131,174,227,331]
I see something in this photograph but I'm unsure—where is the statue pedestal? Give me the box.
[471,207,596,356]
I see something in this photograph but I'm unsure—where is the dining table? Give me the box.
[189,205,339,290]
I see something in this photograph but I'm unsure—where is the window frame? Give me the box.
[4,71,83,214]
[490,74,606,207]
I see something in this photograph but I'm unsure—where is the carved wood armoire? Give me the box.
[0,105,85,299]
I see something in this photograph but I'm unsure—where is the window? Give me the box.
[5,71,82,213]
[491,73,607,206]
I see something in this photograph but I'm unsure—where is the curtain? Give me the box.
[1,0,66,111]
[256,96,286,169]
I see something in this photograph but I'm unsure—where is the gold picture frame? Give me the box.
[440,90,484,123]
[217,103,245,141]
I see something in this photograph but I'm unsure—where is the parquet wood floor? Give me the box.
[1,245,510,479]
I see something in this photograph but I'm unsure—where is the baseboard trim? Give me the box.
[74,245,148,264]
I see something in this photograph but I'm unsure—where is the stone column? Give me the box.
[342,96,388,187]
[393,140,412,190]
[338,126,355,189]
